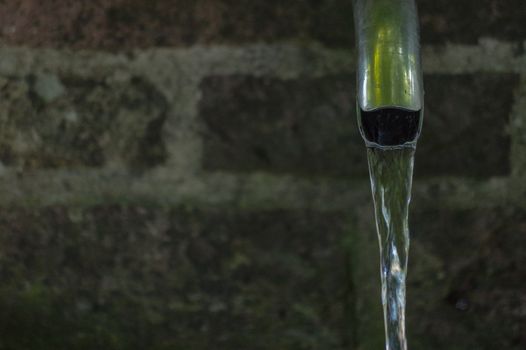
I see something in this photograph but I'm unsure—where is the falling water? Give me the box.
[366,145,415,350]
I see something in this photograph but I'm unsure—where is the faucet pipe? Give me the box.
[353,0,424,147]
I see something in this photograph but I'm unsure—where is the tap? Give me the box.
[353,0,424,148]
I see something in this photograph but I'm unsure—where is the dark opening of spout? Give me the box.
[359,108,421,147]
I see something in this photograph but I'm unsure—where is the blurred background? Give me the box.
[0,0,524,349]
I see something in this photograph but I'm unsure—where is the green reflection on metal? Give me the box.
[357,0,421,110]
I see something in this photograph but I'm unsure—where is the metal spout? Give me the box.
[353,0,424,148]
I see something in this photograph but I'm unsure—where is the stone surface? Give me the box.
[418,73,519,177]
[0,0,354,49]
[200,75,366,178]
[419,0,526,45]
[354,206,526,350]
[1,0,525,49]
[0,206,353,349]
[0,74,167,170]
[407,207,526,349]
[510,76,526,176]
[0,1,523,349]
[200,73,519,178]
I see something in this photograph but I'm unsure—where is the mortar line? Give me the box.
[0,41,525,81]
[0,169,516,211]
[129,50,206,176]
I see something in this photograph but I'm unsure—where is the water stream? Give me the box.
[366,145,416,350]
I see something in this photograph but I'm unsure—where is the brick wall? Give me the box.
[0,1,524,349]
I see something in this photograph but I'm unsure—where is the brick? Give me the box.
[0,206,353,349]
[419,0,526,45]
[405,207,526,349]
[1,1,524,49]
[417,73,519,177]
[0,74,167,170]
[200,75,367,178]
[0,0,354,50]
[200,73,519,178]
[2,0,525,50]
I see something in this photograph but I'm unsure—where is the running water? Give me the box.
[366,146,415,350]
